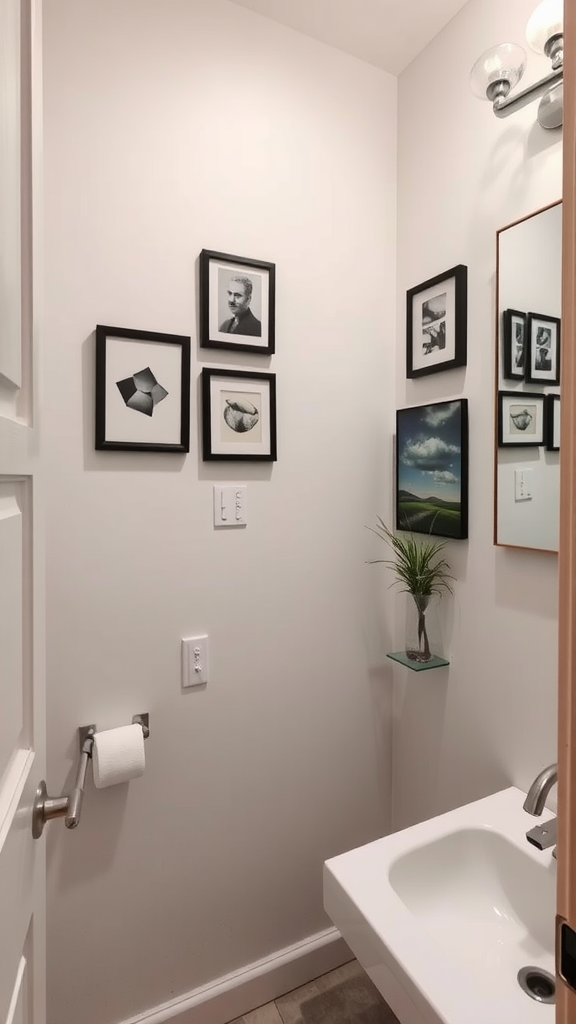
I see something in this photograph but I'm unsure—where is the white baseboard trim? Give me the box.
[121,927,352,1024]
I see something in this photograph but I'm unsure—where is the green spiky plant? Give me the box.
[368,517,454,661]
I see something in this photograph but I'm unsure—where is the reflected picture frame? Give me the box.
[502,308,527,381]
[498,390,546,447]
[199,249,276,355]
[95,325,191,452]
[201,367,277,461]
[406,264,467,378]
[525,311,561,385]
[545,393,561,451]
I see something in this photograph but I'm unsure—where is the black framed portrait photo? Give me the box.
[406,264,467,378]
[201,367,277,461]
[95,325,191,452]
[502,308,527,380]
[199,249,276,355]
[525,312,561,385]
[396,399,469,540]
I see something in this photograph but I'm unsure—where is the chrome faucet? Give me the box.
[523,762,558,853]
[523,763,558,815]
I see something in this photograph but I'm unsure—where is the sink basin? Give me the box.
[324,787,556,1024]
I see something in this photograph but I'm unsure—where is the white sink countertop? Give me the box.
[324,787,556,1024]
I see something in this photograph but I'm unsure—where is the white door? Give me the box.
[0,2,45,1023]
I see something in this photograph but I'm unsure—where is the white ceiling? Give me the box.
[228,0,471,75]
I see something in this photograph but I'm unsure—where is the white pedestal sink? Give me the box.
[323,787,556,1024]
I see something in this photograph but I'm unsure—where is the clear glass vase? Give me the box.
[405,593,441,663]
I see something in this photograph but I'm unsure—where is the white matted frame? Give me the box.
[201,367,277,461]
[199,249,275,355]
[525,311,561,385]
[498,390,546,447]
[95,325,191,452]
[406,264,467,378]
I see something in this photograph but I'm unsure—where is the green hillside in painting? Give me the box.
[397,490,462,538]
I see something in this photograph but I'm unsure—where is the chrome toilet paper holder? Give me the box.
[32,714,150,839]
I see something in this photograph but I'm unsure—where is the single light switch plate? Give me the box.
[182,635,209,687]
[213,485,247,527]
[514,468,533,502]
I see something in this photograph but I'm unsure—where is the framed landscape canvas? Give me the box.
[396,399,469,539]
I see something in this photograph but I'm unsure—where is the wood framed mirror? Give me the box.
[494,200,562,553]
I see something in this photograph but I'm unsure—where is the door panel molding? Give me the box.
[0,2,44,1022]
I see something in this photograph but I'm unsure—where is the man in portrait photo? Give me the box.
[219,274,262,337]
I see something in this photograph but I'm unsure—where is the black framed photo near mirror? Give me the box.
[502,309,527,381]
[525,312,561,385]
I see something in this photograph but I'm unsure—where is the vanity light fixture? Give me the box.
[469,0,563,129]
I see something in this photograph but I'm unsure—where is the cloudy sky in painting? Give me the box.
[397,401,462,501]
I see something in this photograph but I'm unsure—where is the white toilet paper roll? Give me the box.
[92,723,145,789]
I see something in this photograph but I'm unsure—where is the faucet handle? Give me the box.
[526,816,557,850]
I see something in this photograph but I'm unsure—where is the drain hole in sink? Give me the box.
[517,966,556,1004]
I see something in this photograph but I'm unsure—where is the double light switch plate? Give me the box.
[214,485,247,526]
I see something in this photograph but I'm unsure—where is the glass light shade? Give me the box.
[526,0,563,54]
[469,43,527,100]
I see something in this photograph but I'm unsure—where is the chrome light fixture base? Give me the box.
[491,66,563,126]
[470,0,563,130]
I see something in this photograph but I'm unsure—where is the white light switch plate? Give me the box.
[182,635,209,687]
[514,468,533,502]
[214,485,247,527]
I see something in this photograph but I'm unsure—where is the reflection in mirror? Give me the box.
[495,201,561,553]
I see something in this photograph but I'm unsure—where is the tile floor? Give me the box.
[226,958,399,1024]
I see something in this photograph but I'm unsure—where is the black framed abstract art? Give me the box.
[95,325,191,452]
[199,249,276,355]
[498,390,546,447]
[396,398,469,539]
[201,367,277,461]
[406,264,467,378]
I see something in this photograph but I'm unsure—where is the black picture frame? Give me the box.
[525,312,561,385]
[199,249,276,355]
[498,390,546,447]
[95,325,191,452]
[546,393,561,451]
[201,367,277,461]
[406,264,467,378]
[395,398,469,540]
[502,308,527,380]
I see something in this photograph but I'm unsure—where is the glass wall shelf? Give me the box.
[386,651,450,672]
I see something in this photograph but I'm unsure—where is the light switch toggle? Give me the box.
[214,485,247,526]
[182,635,209,687]
[514,468,533,502]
